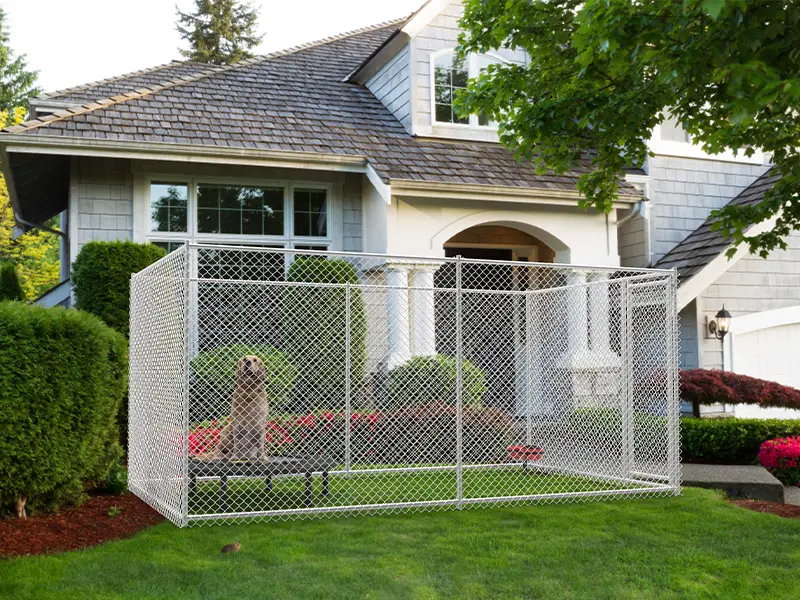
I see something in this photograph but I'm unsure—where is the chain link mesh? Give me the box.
[128,243,681,527]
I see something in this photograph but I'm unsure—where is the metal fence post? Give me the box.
[345,282,351,478]
[182,243,192,528]
[455,255,463,508]
[620,279,634,481]
[525,292,533,446]
[666,272,681,493]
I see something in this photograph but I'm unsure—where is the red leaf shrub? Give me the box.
[758,437,800,486]
[680,369,800,410]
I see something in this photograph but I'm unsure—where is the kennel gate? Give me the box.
[128,243,681,527]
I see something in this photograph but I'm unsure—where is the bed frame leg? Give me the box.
[305,472,313,507]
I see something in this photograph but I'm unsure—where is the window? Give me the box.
[293,188,328,237]
[150,182,188,232]
[661,116,690,143]
[432,51,503,128]
[197,184,284,235]
[146,180,331,251]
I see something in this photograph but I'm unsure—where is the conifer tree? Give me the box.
[176,0,263,65]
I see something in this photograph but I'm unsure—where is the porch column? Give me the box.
[410,266,438,357]
[587,272,615,358]
[565,270,589,357]
[385,264,410,369]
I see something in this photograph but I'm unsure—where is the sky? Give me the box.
[2,0,423,94]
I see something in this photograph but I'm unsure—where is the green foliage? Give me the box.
[0,8,40,112]
[388,355,487,408]
[458,0,800,256]
[176,0,263,64]
[681,417,800,464]
[281,257,366,410]
[0,302,127,514]
[190,343,298,419]
[71,241,166,337]
[0,261,24,301]
[97,458,128,496]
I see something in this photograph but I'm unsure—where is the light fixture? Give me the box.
[708,305,732,340]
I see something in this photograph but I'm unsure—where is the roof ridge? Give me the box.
[6,17,405,135]
[38,60,195,101]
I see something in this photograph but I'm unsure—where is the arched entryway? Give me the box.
[434,225,560,412]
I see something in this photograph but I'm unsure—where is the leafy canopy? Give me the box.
[457,0,800,258]
[176,0,263,65]
[0,8,39,112]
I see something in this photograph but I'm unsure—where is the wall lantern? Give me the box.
[708,305,732,340]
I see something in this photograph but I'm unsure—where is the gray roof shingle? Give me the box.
[5,20,639,195]
[655,168,780,281]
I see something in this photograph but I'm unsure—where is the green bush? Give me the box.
[568,408,669,461]
[281,257,366,410]
[0,262,25,301]
[71,240,166,336]
[681,417,800,464]
[190,343,298,420]
[0,302,127,515]
[388,355,487,408]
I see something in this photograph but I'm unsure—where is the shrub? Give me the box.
[758,437,800,486]
[568,408,669,461]
[0,262,25,301]
[681,417,800,463]
[190,343,298,420]
[680,369,800,411]
[388,355,487,408]
[281,257,366,410]
[71,240,166,336]
[0,302,127,515]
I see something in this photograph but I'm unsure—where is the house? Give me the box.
[1,0,795,418]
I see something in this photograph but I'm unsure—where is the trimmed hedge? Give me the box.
[281,257,366,410]
[0,262,25,301]
[388,355,487,408]
[0,302,127,515]
[71,240,166,337]
[681,417,800,464]
[681,368,800,411]
[190,343,298,420]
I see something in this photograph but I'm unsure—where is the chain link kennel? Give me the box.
[128,243,680,527]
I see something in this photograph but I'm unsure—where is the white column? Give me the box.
[587,272,615,358]
[385,264,410,369]
[565,270,589,359]
[410,266,437,357]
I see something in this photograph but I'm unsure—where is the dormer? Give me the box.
[348,0,526,143]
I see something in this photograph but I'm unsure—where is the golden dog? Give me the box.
[206,355,269,461]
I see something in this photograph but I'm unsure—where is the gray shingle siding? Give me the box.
[366,44,411,131]
[618,213,648,268]
[75,157,133,253]
[342,173,363,252]
[649,156,769,264]
[699,230,800,369]
[679,300,698,370]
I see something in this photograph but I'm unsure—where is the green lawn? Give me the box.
[2,488,799,600]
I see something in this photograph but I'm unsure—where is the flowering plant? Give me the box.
[758,436,800,486]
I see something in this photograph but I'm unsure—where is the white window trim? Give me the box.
[429,48,509,130]
[140,174,336,250]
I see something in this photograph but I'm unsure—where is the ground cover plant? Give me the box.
[2,488,799,599]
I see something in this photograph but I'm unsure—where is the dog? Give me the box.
[203,355,269,461]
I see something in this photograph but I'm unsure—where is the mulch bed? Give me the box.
[0,494,164,557]
[730,498,800,519]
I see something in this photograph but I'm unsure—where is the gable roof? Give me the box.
[1,15,641,226]
[656,167,779,284]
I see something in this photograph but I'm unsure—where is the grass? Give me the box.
[188,468,638,516]
[2,488,799,600]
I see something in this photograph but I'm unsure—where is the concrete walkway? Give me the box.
[682,464,785,503]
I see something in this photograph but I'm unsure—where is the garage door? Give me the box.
[732,320,800,419]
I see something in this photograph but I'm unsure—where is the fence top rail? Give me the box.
[183,242,676,275]
[131,243,187,281]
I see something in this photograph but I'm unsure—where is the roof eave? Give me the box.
[0,134,370,174]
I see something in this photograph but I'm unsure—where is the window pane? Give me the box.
[451,56,468,87]
[433,52,468,125]
[197,184,285,236]
[293,188,327,237]
[151,241,185,254]
[150,182,188,233]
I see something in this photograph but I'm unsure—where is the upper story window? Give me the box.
[432,51,503,129]
[660,115,690,143]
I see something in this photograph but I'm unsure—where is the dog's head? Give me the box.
[236,355,267,390]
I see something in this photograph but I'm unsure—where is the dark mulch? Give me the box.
[730,498,800,519]
[0,494,164,557]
